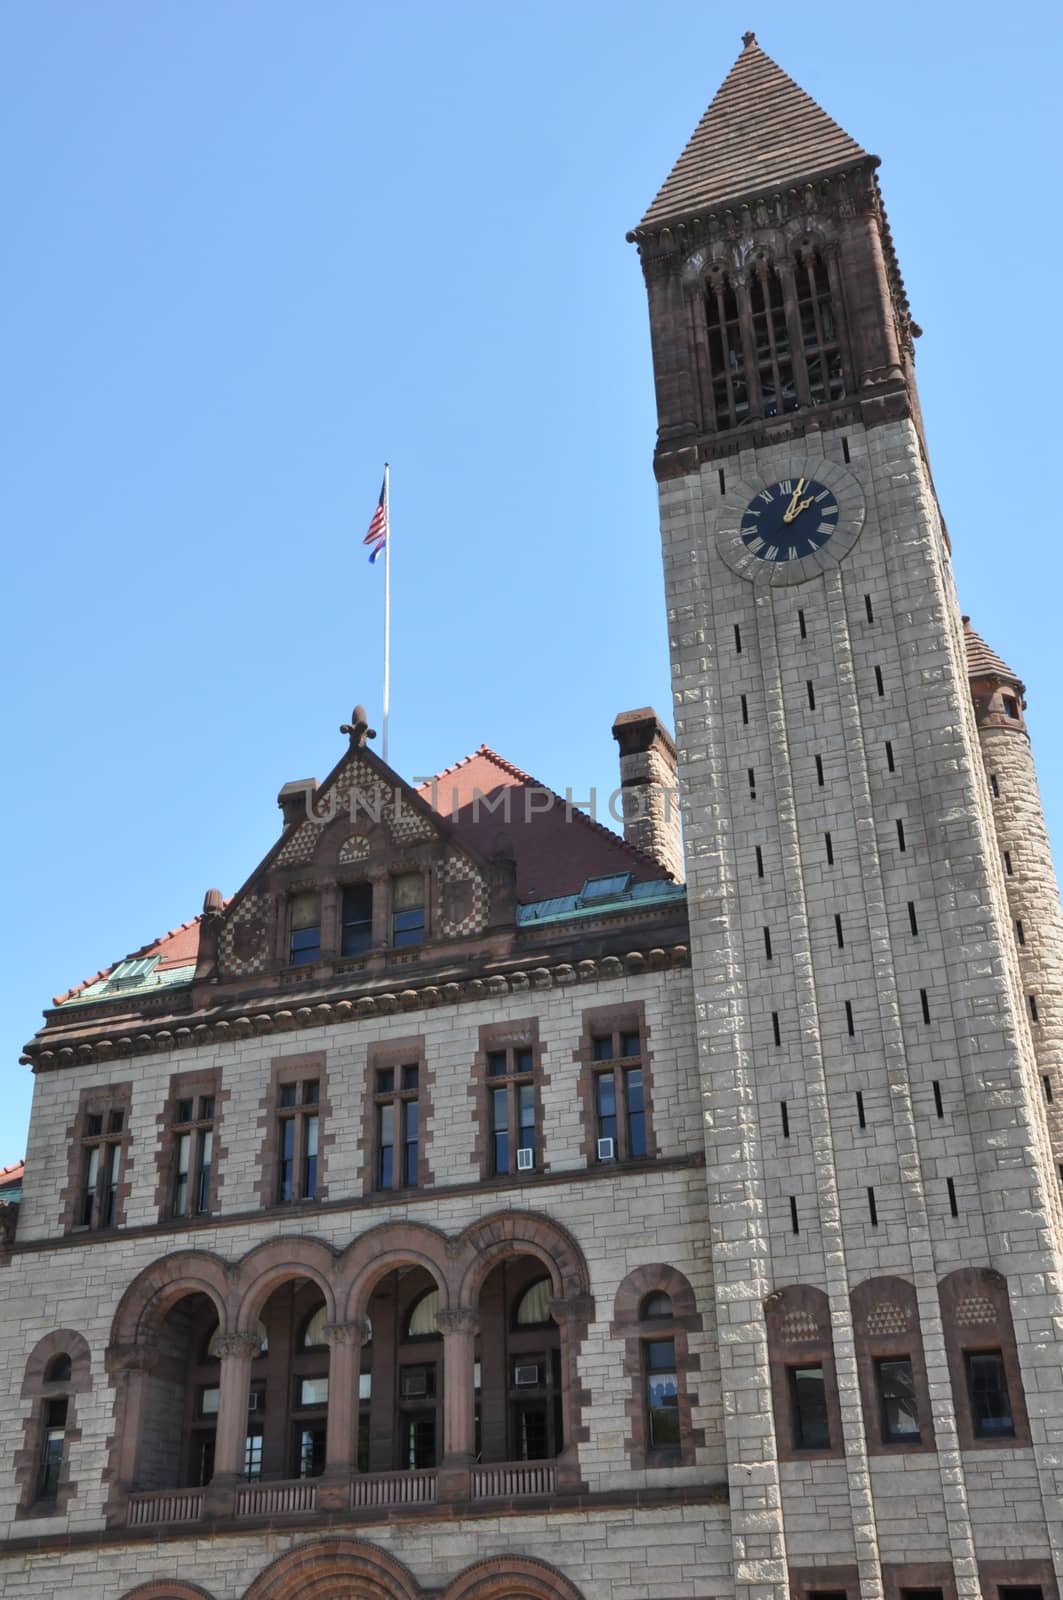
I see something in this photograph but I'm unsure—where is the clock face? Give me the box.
[714,458,865,587]
[740,478,839,564]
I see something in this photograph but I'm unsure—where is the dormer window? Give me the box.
[288,892,321,967]
[341,883,373,956]
[392,874,425,948]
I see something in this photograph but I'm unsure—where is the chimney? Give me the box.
[278,778,318,829]
[611,708,684,882]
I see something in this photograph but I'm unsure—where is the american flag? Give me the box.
[363,476,388,564]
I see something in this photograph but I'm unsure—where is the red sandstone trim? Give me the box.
[14,1329,91,1518]
[468,1016,549,1182]
[153,1066,228,1222]
[573,1000,657,1167]
[939,1267,1030,1451]
[359,1036,434,1198]
[58,1081,133,1235]
[254,1052,333,1209]
[850,1275,936,1455]
[765,1284,844,1462]
[611,1263,704,1469]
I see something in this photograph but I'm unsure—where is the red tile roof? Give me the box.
[53,915,206,1007]
[0,1160,25,1188]
[963,617,1022,686]
[639,35,869,228]
[418,745,671,902]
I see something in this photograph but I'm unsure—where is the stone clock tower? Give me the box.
[631,35,1063,1600]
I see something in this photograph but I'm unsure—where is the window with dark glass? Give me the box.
[36,1398,68,1503]
[486,1044,536,1176]
[592,1027,648,1161]
[645,1338,680,1449]
[375,1065,420,1190]
[876,1356,920,1443]
[341,883,374,956]
[276,1078,320,1204]
[291,1373,328,1479]
[171,1095,216,1218]
[789,1363,830,1449]
[1003,696,1019,720]
[503,1277,563,1461]
[392,873,425,947]
[79,1106,125,1229]
[288,890,321,966]
[966,1349,1014,1438]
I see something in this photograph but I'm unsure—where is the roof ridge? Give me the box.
[962,616,1023,686]
[53,911,208,1007]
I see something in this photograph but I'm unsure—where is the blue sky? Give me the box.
[2,0,1060,1160]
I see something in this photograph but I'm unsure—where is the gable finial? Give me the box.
[339,704,377,749]
[742,29,756,47]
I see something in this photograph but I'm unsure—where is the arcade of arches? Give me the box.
[105,1213,597,1516]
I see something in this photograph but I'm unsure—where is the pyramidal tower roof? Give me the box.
[963,617,1023,687]
[639,33,870,230]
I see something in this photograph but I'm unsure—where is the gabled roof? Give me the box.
[639,34,870,229]
[417,745,671,902]
[963,617,1023,686]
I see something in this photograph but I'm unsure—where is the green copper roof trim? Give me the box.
[517,879,686,927]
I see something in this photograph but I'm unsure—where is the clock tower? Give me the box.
[631,34,1063,1600]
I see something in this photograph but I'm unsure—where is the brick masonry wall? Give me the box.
[657,413,1063,1600]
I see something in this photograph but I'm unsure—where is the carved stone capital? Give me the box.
[323,1318,370,1349]
[436,1308,480,1338]
[213,1333,262,1363]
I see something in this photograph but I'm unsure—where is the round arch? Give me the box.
[455,1210,591,1309]
[242,1536,422,1600]
[338,1220,451,1324]
[118,1584,217,1600]
[445,1555,587,1600]
[21,1328,92,1396]
[232,1236,339,1331]
[109,1251,230,1347]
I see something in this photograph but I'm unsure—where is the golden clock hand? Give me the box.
[782,477,807,525]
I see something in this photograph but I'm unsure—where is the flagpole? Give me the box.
[382,462,391,763]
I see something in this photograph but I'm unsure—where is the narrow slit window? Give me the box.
[718,467,726,493]
[835,913,844,949]
[1029,995,1040,1022]
[748,768,756,798]
[864,594,874,623]
[1016,920,1025,946]
[875,665,884,697]
[896,819,907,852]
[772,1012,781,1047]
[815,754,824,787]
[856,1090,866,1129]
[885,740,895,772]
[734,624,742,654]
[755,844,764,878]
[806,681,816,710]
[1004,850,1013,876]
[842,436,851,463]
[933,1080,944,1119]
[780,1100,790,1138]
[825,831,833,865]
[789,1196,799,1234]
[741,693,749,725]
[947,1177,958,1218]
[798,609,807,639]
[920,989,931,1024]
[867,1186,878,1226]
[908,902,919,936]
[845,999,855,1037]
[1043,1075,1053,1103]
[990,773,1000,798]
[764,927,773,960]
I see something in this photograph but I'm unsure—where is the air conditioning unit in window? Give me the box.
[516,1147,534,1172]
[514,1364,540,1387]
[597,1137,616,1161]
[400,1367,429,1399]
[248,1392,264,1413]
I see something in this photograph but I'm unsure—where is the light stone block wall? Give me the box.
[658,413,1063,1600]
[0,1503,736,1600]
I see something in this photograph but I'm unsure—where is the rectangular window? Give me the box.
[789,1364,830,1449]
[486,1044,537,1176]
[341,883,373,956]
[645,1338,680,1449]
[244,1427,264,1479]
[392,873,426,947]
[877,1356,920,1443]
[402,1412,436,1468]
[288,891,321,966]
[79,1108,125,1230]
[171,1094,217,1219]
[966,1349,1015,1438]
[276,1077,321,1204]
[375,1065,420,1190]
[37,1398,67,1502]
[591,1026,650,1161]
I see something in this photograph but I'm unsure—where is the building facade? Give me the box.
[3,33,1063,1600]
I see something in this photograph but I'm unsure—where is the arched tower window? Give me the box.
[749,262,796,417]
[612,1265,704,1470]
[16,1331,91,1517]
[705,273,749,431]
[795,247,845,406]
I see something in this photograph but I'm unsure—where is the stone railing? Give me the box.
[351,1469,437,1508]
[471,1460,556,1498]
[235,1477,317,1518]
[127,1486,204,1526]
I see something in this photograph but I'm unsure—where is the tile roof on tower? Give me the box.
[638,33,870,229]
[963,616,1023,686]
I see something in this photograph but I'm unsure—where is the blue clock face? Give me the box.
[740,478,839,563]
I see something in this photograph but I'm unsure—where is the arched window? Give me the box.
[406,1288,441,1339]
[764,1284,842,1461]
[16,1331,91,1517]
[706,272,749,431]
[850,1277,934,1454]
[303,1306,328,1348]
[749,262,796,418]
[514,1278,553,1327]
[613,1266,703,1470]
[939,1267,1030,1449]
[795,246,845,406]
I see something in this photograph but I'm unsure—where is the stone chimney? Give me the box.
[611,708,684,882]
